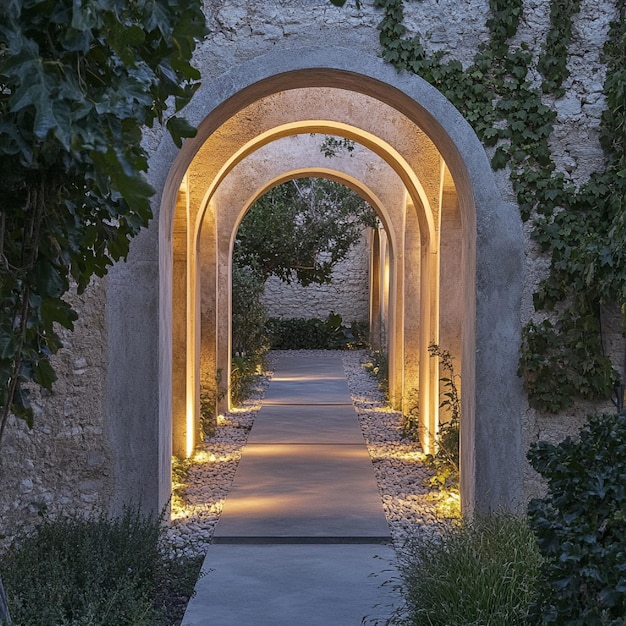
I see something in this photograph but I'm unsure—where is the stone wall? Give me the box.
[261,231,370,322]
[0,280,112,545]
[0,0,620,536]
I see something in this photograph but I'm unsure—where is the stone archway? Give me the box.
[106,46,524,518]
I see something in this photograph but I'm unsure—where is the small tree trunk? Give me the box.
[0,576,11,625]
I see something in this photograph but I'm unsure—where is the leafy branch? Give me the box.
[0,0,207,449]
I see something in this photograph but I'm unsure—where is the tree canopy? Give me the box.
[0,0,206,446]
[233,177,377,287]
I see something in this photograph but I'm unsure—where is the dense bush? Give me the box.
[0,511,201,626]
[231,263,269,359]
[527,412,626,625]
[266,314,368,350]
[396,514,541,625]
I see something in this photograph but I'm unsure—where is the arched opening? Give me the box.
[117,47,524,518]
[229,174,379,405]
[175,106,453,509]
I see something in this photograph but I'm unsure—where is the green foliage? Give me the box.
[423,344,460,491]
[374,0,626,413]
[0,0,206,444]
[396,514,541,626]
[363,349,389,397]
[234,177,376,287]
[230,354,262,406]
[537,0,582,96]
[520,315,618,413]
[401,389,420,440]
[266,317,329,350]
[266,313,367,350]
[527,412,626,624]
[171,454,192,510]
[317,135,356,158]
[199,369,225,440]
[231,263,269,359]
[0,510,202,626]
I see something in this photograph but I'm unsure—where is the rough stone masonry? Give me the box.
[0,0,618,540]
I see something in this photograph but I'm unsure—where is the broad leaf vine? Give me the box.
[373,0,626,412]
[0,0,207,447]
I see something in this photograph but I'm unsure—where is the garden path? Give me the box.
[180,351,400,625]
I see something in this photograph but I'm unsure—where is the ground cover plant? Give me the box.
[396,514,542,626]
[527,411,626,625]
[422,345,461,492]
[363,349,389,396]
[0,510,201,626]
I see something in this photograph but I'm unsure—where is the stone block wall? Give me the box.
[0,281,112,545]
[260,231,370,322]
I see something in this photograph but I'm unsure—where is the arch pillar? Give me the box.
[369,227,383,351]
[402,198,423,440]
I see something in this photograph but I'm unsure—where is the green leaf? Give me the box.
[491,147,509,170]
[0,331,19,360]
[40,298,78,331]
[33,358,57,390]
[166,115,198,148]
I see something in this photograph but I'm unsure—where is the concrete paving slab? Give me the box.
[182,352,399,626]
[270,352,346,378]
[262,380,352,404]
[180,543,401,626]
[213,444,390,539]
[264,352,352,404]
[249,404,365,444]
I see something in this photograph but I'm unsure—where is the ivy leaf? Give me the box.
[0,332,18,360]
[40,298,77,332]
[33,358,57,390]
[166,115,198,148]
[491,146,509,170]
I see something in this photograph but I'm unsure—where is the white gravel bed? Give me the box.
[166,350,456,558]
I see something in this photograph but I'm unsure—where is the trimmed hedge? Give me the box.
[266,314,368,350]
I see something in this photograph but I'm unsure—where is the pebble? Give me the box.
[166,350,457,559]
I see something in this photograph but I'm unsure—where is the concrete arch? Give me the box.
[106,46,524,519]
[194,122,436,246]
[221,167,401,402]
[197,136,418,443]
[228,168,399,252]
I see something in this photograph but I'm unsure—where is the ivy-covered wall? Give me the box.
[367,0,624,498]
[164,0,626,505]
[1,0,623,537]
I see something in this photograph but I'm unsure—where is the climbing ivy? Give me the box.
[537,0,582,96]
[373,0,626,413]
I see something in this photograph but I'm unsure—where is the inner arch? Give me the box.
[139,49,525,518]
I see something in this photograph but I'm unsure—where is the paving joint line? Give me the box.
[212,537,392,545]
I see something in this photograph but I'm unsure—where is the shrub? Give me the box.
[266,313,368,350]
[0,511,201,626]
[424,344,461,492]
[527,412,626,625]
[396,514,541,626]
[231,263,269,358]
[230,354,262,405]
